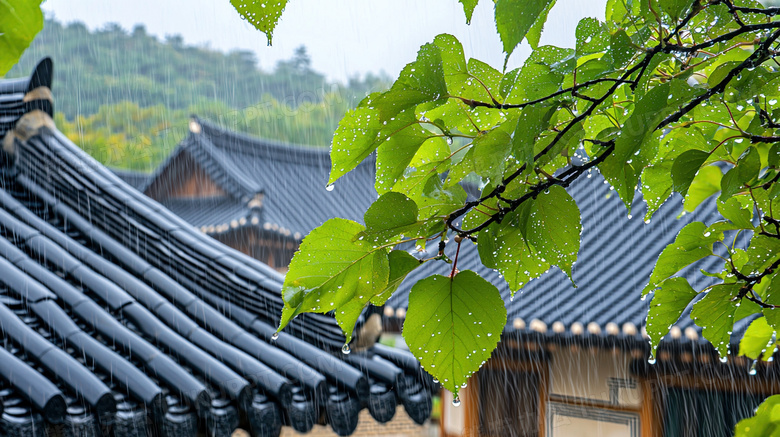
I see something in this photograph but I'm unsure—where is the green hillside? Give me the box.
[6,19,388,171]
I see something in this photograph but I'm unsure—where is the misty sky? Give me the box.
[42,0,606,83]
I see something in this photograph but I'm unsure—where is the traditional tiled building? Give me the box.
[0,60,433,437]
[385,166,773,437]
[136,117,376,273]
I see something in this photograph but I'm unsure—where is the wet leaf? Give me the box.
[610,29,636,68]
[371,250,422,306]
[230,0,288,44]
[375,113,438,194]
[683,165,723,212]
[494,0,555,63]
[647,277,700,353]
[371,42,448,119]
[601,82,672,208]
[0,0,44,75]
[526,0,557,49]
[721,146,760,201]
[717,197,753,229]
[691,284,740,357]
[403,271,506,396]
[472,119,515,181]
[329,106,383,184]
[734,395,780,436]
[644,222,723,295]
[575,18,609,55]
[671,149,710,197]
[512,105,557,166]
[641,161,673,220]
[739,317,775,360]
[363,192,419,241]
[478,186,580,293]
[458,0,479,24]
[279,218,390,340]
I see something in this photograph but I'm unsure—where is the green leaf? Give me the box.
[769,143,780,168]
[610,29,637,68]
[393,164,468,219]
[717,196,753,229]
[575,18,609,55]
[646,277,700,353]
[644,222,723,295]
[478,186,581,293]
[739,317,775,360]
[279,218,390,340]
[744,236,780,281]
[601,82,671,208]
[499,68,521,99]
[376,113,438,194]
[371,42,448,120]
[734,395,780,436]
[434,34,468,89]
[0,0,44,76]
[533,122,585,168]
[444,147,476,187]
[657,0,692,19]
[721,146,761,200]
[364,192,418,235]
[329,106,383,184]
[230,0,287,44]
[671,149,710,197]
[765,306,780,332]
[494,0,555,64]
[472,120,515,181]
[725,68,780,103]
[512,105,556,166]
[403,271,506,396]
[458,0,479,24]
[526,0,557,50]
[691,284,740,357]
[641,161,673,220]
[371,250,422,306]
[683,165,723,212]
[602,79,697,209]
[506,62,564,102]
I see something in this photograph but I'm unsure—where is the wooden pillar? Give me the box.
[640,378,658,437]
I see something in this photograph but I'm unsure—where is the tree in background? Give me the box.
[4,17,390,170]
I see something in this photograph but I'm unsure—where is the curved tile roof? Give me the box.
[146,117,377,240]
[0,60,432,437]
[109,168,152,191]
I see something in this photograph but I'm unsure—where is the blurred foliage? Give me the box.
[5,19,388,171]
[54,92,354,172]
[9,19,388,118]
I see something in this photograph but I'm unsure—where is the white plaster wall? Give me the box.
[548,348,642,408]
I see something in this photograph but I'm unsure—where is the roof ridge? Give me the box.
[189,130,261,199]
[193,116,331,160]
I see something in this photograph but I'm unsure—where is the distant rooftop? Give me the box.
[142,117,376,241]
